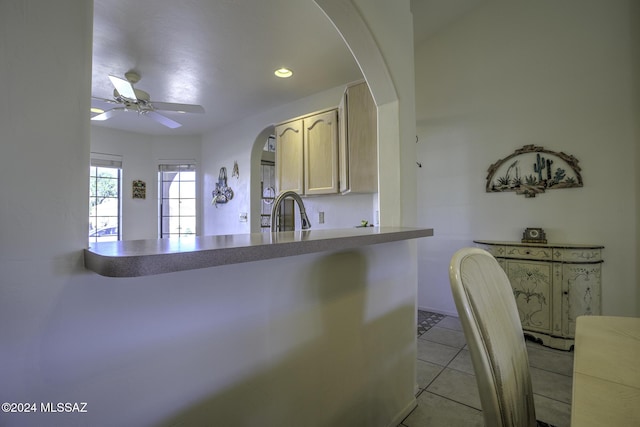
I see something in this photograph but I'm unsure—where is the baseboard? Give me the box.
[387,397,417,427]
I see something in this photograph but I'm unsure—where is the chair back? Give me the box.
[449,247,536,427]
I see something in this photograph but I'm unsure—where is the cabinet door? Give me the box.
[340,82,377,193]
[506,259,553,334]
[562,263,602,337]
[338,93,348,193]
[304,109,338,195]
[275,120,303,194]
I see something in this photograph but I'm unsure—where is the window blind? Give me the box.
[91,153,123,168]
[158,162,196,172]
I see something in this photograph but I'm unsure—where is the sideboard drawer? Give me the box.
[505,245,552,260]
[477,243,506,258]
[554,248,602,263]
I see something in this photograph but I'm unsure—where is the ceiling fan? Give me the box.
[91,71,205,129]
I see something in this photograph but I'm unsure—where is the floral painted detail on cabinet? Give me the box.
[486,145,583,198]
[563,264,602,336]
[508,262,551,331]
[567,250,601,262]
[507,246,551,260]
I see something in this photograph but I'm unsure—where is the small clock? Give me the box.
[522,227,547,244]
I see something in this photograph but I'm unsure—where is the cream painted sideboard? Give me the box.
[474,240,603,350]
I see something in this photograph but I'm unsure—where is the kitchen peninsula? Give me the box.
[83,227,433,426]
[85,227,432,277]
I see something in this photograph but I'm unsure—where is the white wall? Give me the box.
[90,127,202,240]
[414,0,639,316]
[632,0,640,321]
[352,0,417,227]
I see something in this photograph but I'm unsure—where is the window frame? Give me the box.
[89,155,122,244]
[158,161,198,238]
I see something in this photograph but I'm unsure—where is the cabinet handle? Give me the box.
[563,291,568,295]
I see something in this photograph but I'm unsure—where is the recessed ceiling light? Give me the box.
[274,67,293,78]
[91,107,104,114]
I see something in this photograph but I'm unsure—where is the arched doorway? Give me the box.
[316,1,405,228]
[249,1,407,231]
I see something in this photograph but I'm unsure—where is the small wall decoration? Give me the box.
[232,160,239,179]
[486,145,583,198]
[132,180,146,199]
[211,167,234,207]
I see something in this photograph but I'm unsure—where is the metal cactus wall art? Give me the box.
[487,145,583,198]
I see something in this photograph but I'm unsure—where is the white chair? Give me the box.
[449,247,537,427]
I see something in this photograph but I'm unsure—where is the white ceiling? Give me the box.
[91,0,363,136]
[91,0,485,136]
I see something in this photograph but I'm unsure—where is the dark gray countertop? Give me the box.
[85,227,434,277]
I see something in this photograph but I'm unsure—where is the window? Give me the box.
[89,156,122,243]
[159,163,197,238]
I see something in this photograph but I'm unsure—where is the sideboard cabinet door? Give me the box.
[506,259,553,334]
[562,262,602,337]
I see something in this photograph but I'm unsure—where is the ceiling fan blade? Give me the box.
[151,102,205,114]
[92,96,119,104]
[145,111,182,129]
[91,108,125,121]
[108,75,137,100]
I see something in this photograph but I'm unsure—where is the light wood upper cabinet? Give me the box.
[275,120,303,194]
[275,82,377,197]
[304,109,339,195]
[339,82,378,194]
[276,109,339,196]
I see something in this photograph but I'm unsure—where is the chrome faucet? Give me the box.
[270,190,311,231]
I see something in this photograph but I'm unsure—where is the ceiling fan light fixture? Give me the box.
[274,67,293,78]
[92,72,205,128]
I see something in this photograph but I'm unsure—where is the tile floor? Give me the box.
[400,312,574,427]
